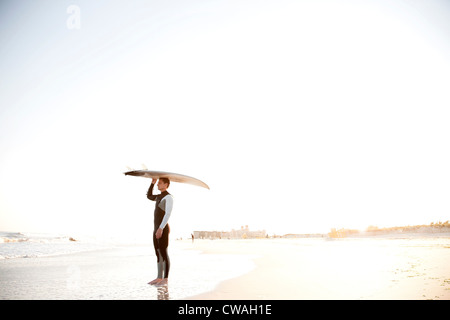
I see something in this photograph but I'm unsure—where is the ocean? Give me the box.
[0,231,256,299]
[0,231,114,259]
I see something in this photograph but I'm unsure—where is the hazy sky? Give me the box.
[1,0,450,238]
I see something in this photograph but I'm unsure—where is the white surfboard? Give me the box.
[124,170,210,190]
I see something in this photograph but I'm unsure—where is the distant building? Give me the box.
[193,226,266,239]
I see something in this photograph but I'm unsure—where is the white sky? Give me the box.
[1,0,450,238]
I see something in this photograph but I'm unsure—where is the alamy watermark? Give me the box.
[66,5,81,30]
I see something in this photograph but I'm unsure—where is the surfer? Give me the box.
[147,178,173,286]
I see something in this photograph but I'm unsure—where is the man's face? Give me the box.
[157,179,168,191]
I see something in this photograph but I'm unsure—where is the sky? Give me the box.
[1,0,450,238]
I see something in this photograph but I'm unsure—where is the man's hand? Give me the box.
[152,178,157,184]
[156,228,163,239]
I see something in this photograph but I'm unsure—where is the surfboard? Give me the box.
[124,170,210,190]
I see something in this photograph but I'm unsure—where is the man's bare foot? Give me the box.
[148,278,162,285]
[155,278,168,286]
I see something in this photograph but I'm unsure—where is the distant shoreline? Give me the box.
[191,222,450,240]
[326,223,450,239]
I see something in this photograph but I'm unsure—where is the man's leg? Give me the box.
[149,249,164,285]
[149,234,163,285]
[156,226,170,285]
[157,249,165,279]
[160,247,170,279]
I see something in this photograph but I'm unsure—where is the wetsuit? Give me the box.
[147,183,173,279]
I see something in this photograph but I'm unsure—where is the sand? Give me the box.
[188,237,450,300]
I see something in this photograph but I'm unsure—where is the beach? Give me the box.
[189,236,450,300]
[1,233,449,300]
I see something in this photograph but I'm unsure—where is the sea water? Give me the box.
[0,231,256,299]
[0,231,112,259]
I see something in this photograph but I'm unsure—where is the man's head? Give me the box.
[157,178,170,192]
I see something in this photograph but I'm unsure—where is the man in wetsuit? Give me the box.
[147,178,173,286]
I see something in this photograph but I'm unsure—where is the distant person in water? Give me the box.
[147,178,173,286]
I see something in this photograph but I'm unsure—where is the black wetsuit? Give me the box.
[147,183,172,279]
